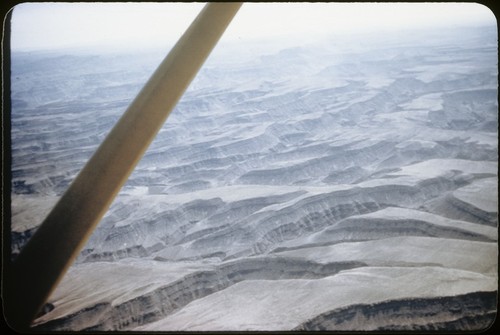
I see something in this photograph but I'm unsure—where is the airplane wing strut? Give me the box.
[5,3,242,330]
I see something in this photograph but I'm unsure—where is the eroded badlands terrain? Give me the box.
[10,25,498,331]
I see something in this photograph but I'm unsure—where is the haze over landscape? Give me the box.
[8,3,498,331]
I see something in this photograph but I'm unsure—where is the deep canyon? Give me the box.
[9,24,498,331]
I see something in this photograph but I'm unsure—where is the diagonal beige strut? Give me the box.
[6,2,242,330]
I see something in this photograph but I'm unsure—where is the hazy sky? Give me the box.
[10,2,497,52]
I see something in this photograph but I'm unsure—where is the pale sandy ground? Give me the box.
[136,266,496,331]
